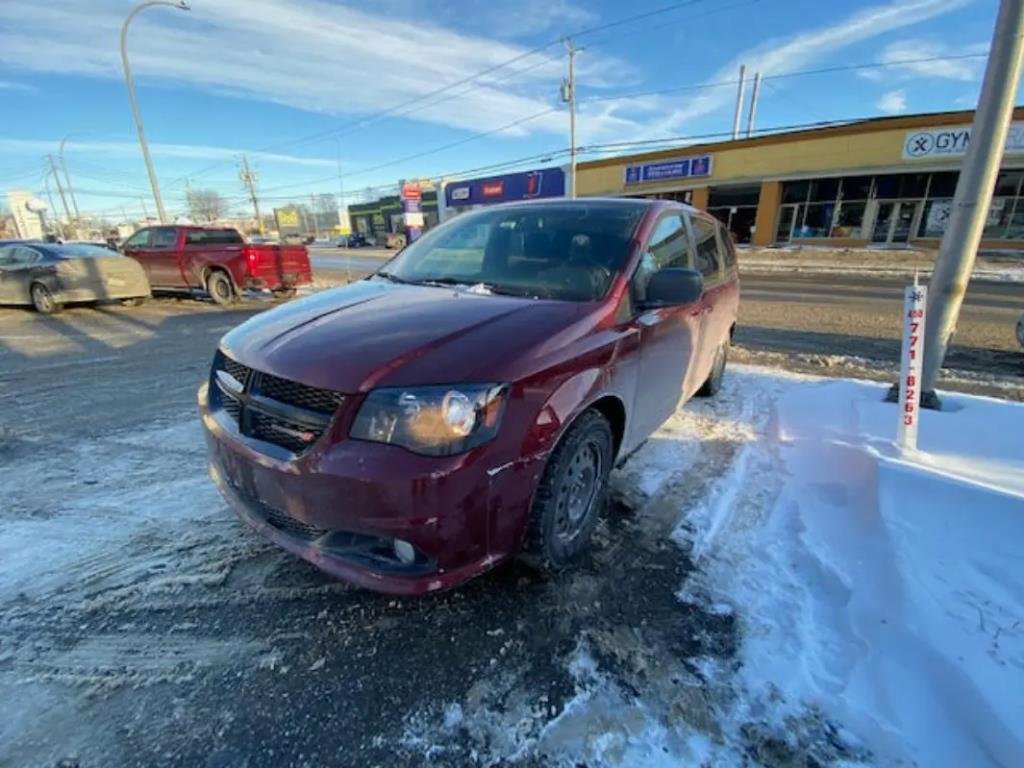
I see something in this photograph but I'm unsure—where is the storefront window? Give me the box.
[983,197,1017,239]
[831,201,867,238]
[794,203,835,238]
[841,176,873,200]
[808,179,839,202]
[782,181,809,204]
[929,172,959,197]
[919,199,952,238]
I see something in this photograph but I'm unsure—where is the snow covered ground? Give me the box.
[405,367,1024,767]
[2,363,1021,767]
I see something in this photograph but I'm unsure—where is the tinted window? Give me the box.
[718,228,737,271]
[0,246,14,265]
[691,217,721,284]
[186,229,243,245]
[151,227,177,248]
[381,202,646,301]
[632,214,690,305]
[13,247,42,264]
[51,244,118,259]
[124,229,150,248]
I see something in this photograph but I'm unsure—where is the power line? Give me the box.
[162,0,713,189]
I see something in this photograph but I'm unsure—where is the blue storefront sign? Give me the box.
[445,167,566,208]
[624,154,713,185]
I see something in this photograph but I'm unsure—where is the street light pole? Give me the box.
[120,0,191,224]
[920,0,1024,399]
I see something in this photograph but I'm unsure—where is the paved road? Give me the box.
[0,299,745,767]
[736,272,1022,385]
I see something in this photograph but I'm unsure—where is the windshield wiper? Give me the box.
[410,277,546,299]
[374,271,412,284]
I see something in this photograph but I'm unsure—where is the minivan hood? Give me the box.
[221,280,587,392]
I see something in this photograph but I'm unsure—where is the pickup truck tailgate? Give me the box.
[247,245,312,287]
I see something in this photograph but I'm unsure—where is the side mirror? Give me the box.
[643,267,704,308]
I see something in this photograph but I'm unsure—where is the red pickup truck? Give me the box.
[122,226,311,304]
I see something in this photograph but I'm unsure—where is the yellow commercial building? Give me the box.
[577,108,1024,250]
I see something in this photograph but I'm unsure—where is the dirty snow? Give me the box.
[3,364,1022,767]
[405,366,1023,767]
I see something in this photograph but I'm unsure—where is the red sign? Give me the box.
[401,182,422,201]
[481,181,505,198]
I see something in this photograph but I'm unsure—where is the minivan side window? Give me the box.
[150,227,178,249]
[690,216,722,286]
[631,214,690,305]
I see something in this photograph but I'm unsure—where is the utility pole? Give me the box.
[239,155,264,233]
[562,38,579,199]
[120,1,191,225]
[732,64,747,140]
[58,136,81,221]
[920,0,1024,400]
[745,72,762,138]
[47,155,73,225]
[310,195,320,239]
[43,174,60,238]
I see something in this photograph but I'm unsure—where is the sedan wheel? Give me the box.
[31,283,60,314]
[522,409,614,571]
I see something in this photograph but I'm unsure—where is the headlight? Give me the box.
[350,384,509,456]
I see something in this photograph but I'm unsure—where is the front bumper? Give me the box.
[199,382,543,594]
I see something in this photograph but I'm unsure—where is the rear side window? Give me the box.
[151,227,177,248]
[13,247,42,264]
[718,228,737,271]
[632,214,690,305]
[690,216,722,286]
[187,229,243,245]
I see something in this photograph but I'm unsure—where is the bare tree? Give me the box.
[186,188,228,223]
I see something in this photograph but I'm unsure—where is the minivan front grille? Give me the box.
[211,351,345,456]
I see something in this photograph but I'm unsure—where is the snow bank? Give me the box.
[687,370,1024,767]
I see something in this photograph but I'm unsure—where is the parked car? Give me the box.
[342,232,375,248]
[0,241,150,314]
[199,198,740,594]
[122,225,311,304]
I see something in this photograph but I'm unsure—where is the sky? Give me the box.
[0,0,1008,221]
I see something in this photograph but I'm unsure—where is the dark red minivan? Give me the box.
[199,199,739,594]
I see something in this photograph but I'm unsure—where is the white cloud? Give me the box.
[859,38,988,82]
[0,0,632,142]
[0,138,336,168]
[604,0,971,144]
[876,89,908,114]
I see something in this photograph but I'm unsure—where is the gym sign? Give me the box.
[902,122,1024,160]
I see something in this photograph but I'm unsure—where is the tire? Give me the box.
[273,287,297,301]
[1016,312,1024,350]
[30,283,61,315]
[521,409,614,571]
[696,339,728,397]
[206,270,235,306]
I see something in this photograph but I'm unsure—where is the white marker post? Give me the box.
[897,276,928,451]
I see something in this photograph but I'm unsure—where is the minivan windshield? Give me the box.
[378,201,646,301]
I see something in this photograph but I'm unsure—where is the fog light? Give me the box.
[393,538,416,565]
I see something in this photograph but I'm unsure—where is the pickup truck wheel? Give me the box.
[31,283,61,314]
[207,271,235,306]
[521,410,613,572]
[696,340,728,397]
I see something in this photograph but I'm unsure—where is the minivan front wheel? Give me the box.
[522,409,614,571]
[697,340,728,397]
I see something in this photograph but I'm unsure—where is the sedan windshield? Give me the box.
[379,201,646,301]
